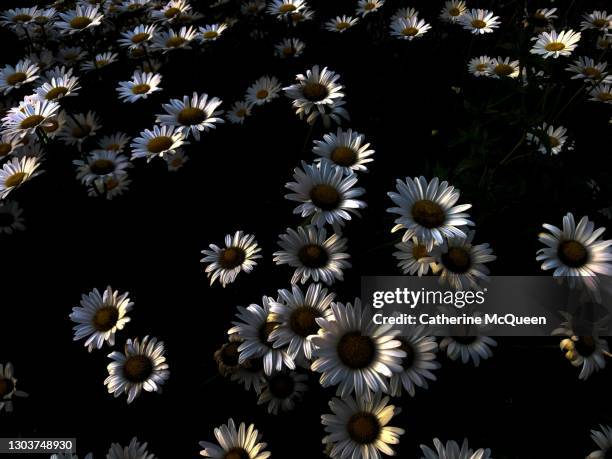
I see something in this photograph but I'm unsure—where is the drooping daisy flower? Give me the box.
[157,92,224,140]
[258,371,308,414]
[526,122,569,155]
[467,55,493,77]
[274,225,351,284]
[1,99,59,139]
[393,237,436,276]
[268,283,335,361]
[228,297,296,375]
[566,56,610,83]
[581,11,612,32]
[530,29,581,59]
[440,336,497,367]
[0,200,25,234]
[311,299,405,397]
[0,156,42,199]
[152,26,198,52]
[528,8,557,32]
[74,150,130,187]
[274,38,306,58]
[88,174,132,200]
[0,362,28,412]
[58,111,101,148]
[69,286,133,352]
[151,0,192,23]
[227,101,252,124]
[0,59,39,94]
[587,425,612,458]
[325,15,359,33]
[98,133,130,152]
[131,125,186,162]
[118,24,158,49]
[312,128,375,174]
[107,437,156,459]
[590,83,612,103]
[439,0,466,23]
[391,16,432,40]
[117,71,162,103]
[420,438,493,459]
[105,335,170,403]
[489,56,520,78]
[35,73,80,101]
[200,230,262,287]
[199,419,271,459]
[246,76,282,106]
[387,176,474,251]
[536,212,612,293]
[80,52,119,72]
[322,393,404,459]
[56,5,104,34]
[166,149,188,171]
[459,9,500,34]
[267,0,306,18]
[199,23,228,41]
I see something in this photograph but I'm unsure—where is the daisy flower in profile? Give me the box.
[199,419,271,459]
[246,76,282,106]
[391,7,418,22]
[268,283,335,361]
[35,73,80,101]
[88,174,132,200]
[566,56,610,83]
[131,125,186,161]
[526,122,569,155]
[356,0,384,17]
[439,0,466,24]
[274,38,306,58]
[420,438,493,459]
[229,297,296,375]
[80,52,119,72]
[200,230,262,287]
[120,0,149,14]
[587,425,612,458]
[468,55,493,77]
[326,15,359,33]
[58,47,87,67]
[1,99,59,139]
[489,56,520,78]
[199,23,228,41]
[0,59,39,94]
[536,212,612,293]
[440,336,497,367]
[118,24,157,49]
[393,237,436,276]
[69,286,133,352]
[267,0,306,18]
[227,101,252,124]
[531,30,581,58]
[98,133,130,153]
[0,7,37,27]
[387,176,474,251]
[152,26,198,52]
[553,322,609,381]
[105,335,169,404]
[581,11,611,32]
[74,150,130,187]
[322,393,404,459]
[56,5,103,34]
[117,71,162,103]
[157,92,224,140]
[58,111,101,148]
[0,200,25,234]
[230,356,267,394]
[0,135,20,160]
[290,7,315,25]
[258,371,308,414]
[0,156,42,199]
[391,16,432,40]
[274,225,351,285]
[528,8,557,32]
[107,438,156,459]
[166,149,188,171]
[459,9,500,35]
[590,83,612,103]
[311,299,405,397]
[152,0,192,22]
[313,128,374,174]
[0,362,28,413]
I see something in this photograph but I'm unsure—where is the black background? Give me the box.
[1,0,612,457]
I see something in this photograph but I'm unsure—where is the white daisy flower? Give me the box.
[581,11,612,32]
[199,419,271,459]
[325,15,359,33]
[274,38,306,58]
[1,99,59,139]
[440,336,497,367]
[268,283,335,361]
[151,0,192,23]
[0,59,39,94]
[393,237,436,276]
[246,76,281,106]
[489,56,520,78]
[0,200,25,234]
[58,111,101,148]
[131,125,186,162]
[107,437,156,459]
[98,132,130,152]
[69,286,133,352]
[199,23,228,41]
[200,230,262,287]
[566,56,611,83]
[116,71,162,103]
[34,73,80,101]
[590,83,612,103]
[587,425,612,458]
[74,149,130,187]
[157,92,224,140]
[104,335,170,403]
[0,7,38,27]
[80,52,119,72]
[356,0,384,17]
[0,156,42,199]
[308,98,350,128]
[88,174,132,200]
[322,393,404,458]
[536,212,612,293]
[387,176,474,251]
[312,128,374,174]
[439,1,467,24]
[459,9,501,35]
[152,26,198,52]
[290,7,315,25]
[530,29,581,59]
[56,5,104,34]
[226,101,252,124]
[273,225,351,285]
[267,0,306,18]
[468,55,493,77]
[228,297,296,375]
[0,362,28,413]
[0,135,20,160]
[257,371,308,414]
[118,24,157,49]
[526,122,569,155]
[311,299,405,397]
[420,438,493,459]
[391,16,432,40]
[166,149,188,171]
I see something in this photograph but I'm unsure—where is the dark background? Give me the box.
[1,0,612,457]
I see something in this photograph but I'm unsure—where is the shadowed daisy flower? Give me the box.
[166,149,188,171]
[246,76,281,106]
[0,362,28,413]
[152,26,198,52]
[0,135,20,160]
[80,52,119,72]
[440,1,466,23]
[229,297,296,375]
[200,230,262,287]
[120,0,149,13]
[107,437,156,459]
[105,335,170,403]
[459,9,500,34]
[274,38,306,58]
[489,56,519,78]
[1,99,59,139]
[215,336,243,376]
[420,438,493,459]
[118,24,158,49]
[74,149,130,187]
[290,7,315,25]
[157,92,224,140]
[285,161,366,229]
[0,156,42,199]
[0,200,25,234]
[58,111,101,148]
[88,174,132,200]
[199,23,228,41]
[326,15,359,33]
[531,30,581,58]
[590,83,612,103]
[387,176,473,251]
[131,125,186,161]
[526,122,569,155]
[258,371,308,414]
[391,7,418,22]
[267,0,306,18]
[357,0,384,17]
[587,425,612,458]
[536,212,612,293]
[313,128,374,174]
[152,0,192,23]
[98,132,130,152]
[117,71,162,103]
[394,237,436,276]
[0,7,38,27]
[56,5,104,34]
[566,56,611,83]
[468,56,492,77]
[0,59,39,94]
[581,11,611,32]
[58,47,87,66]
[230,357,267,394]
[199,419,271,459]
[311,299,405,397]
[391,16,432,40]
[227,101,252,124]
[268,283,335,361]
[241,0,266,16]
[322,393,404,459]
[440,336,497,367]
[274,225,351,285]
[69,286,133,352]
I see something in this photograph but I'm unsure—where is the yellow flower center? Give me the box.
[336,22,351,30]
[471,19,487,28]
[6,72,27,86]
[20,114,44,129]
[5,172,27,188]
[256,89,269,99]
[412,244,429,260]
[72,125,91,138]
[365,3,375,11]
[166,36,186,47]
[203,30,218,39]
[45,86,69,100]
[330,146,357,166]
[597,91,612,101]
[131,83,151,95]
[449,7,461,16]
[0,143,11,157]
[544,42,565,52]
[177,107,206,126]
[90,159,115,175]
[131,32,150,43]
[164,7,180,18]
[476,63,489,72]
[69,16,92,29]
[549,136,560,148]
[402,26,419,36]
[147,136,173,153]
[279,4,296,13]
[494,64,514,76]
[92,305,119,331]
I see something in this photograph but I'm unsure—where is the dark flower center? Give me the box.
[0,377,15,397]
[279,4,296,13]
[7,72,27,86]
[147,136,173,153]
[5,172,26,188]
[347,412,381,444]
[330,146,357,166]
[452,336,476,345]
[593,18,608,28]
[220,342,240,367]
[244,357,263,373]
[400,340,415,369]
[337,331,376,369]
[90,159,116,175]
[267,373,295,398]
[574,336,596,357]
[165,7,180,17]
[131,83,151,95]
[411,199,445,228]
[166,36,186,47]
[544,42,565,52]
[123,355,154,383]
[72,124,92,138]
[92,305,119,331]
[70,16,92,29]
[20,115,44,130]
[298,244,329,268]
[302,82,329,102]
[494,64,514,76]
[223,448,250,459]
[310,184,341,210]
[441,247,472,274]
[471,19,487,28]
[12,14,32,22]
[557,240,588,268]
[131,32,149,43]
[256,89,269,99]
[178,107,206,126]
[290,306,321,337]
[0,143,11,157]
[0,211,15,227]
[218,247,246,269]
[412,244,428,260]
[46,86,69,100]
[259,322,279,347]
